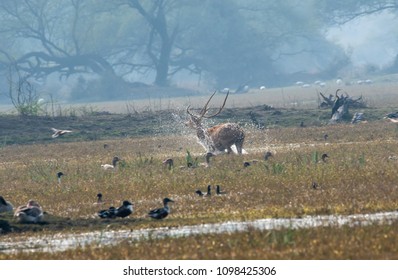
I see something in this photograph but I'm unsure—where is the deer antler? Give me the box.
[186,91,229,119]
[199,90,218,116]
[202,91,229,118]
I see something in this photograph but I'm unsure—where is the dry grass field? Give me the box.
[1,82,398,259]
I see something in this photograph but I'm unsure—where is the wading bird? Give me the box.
[186,91,245,154]
[148,198,174,220]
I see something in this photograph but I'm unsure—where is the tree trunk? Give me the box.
[154,42,171,86]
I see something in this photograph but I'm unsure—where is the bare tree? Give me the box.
[123,0,179,86]
[6,65,41,117]
[0,0,115,79]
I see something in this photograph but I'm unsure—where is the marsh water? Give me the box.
[1,211,397,254]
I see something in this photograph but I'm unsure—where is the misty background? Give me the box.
[0,0,398,104]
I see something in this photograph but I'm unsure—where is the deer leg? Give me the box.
[235,139,244,154]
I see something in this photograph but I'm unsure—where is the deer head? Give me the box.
[186,91,229,131]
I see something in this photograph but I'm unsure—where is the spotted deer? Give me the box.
[186,91,245,154]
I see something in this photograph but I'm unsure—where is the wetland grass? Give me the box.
[1,101,398,258]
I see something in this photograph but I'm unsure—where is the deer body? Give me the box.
[187,91,245,154]
[206,123,245,154]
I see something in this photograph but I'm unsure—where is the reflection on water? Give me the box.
[1,211,397,254]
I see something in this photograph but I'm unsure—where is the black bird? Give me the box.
[216,185,226,195]
[312,182,319,190]
[115,200,133,218]
[323,134,329,141]
[148,198,174,220]
[98,206,117,219]
[321,153,329,162]
[243,161,251,167]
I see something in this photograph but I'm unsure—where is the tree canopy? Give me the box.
[0,0,394,101]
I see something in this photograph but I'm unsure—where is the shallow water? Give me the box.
[1,211,398,254]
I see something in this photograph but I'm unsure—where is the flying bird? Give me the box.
[51,128,72,138]
[148,198,174,220]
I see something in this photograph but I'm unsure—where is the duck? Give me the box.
[198,152,214,168]
[57,171,64,184]
[115,201,134,218]
[0,196,13,213]
[385,112,398,123]
[101,156,120,170]
[163,158,174,170]
[148,198,174,220]
[14,200,43,223]
[264,151,273,161]
[93,193,105,206]
[216,185,227,195]
[96,193,103,204]
[98,206,117,219]
[195,185,212,197]
[351,112,365,124]
[51,128,72,138]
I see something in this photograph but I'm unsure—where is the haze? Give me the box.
[0,0,397,104]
